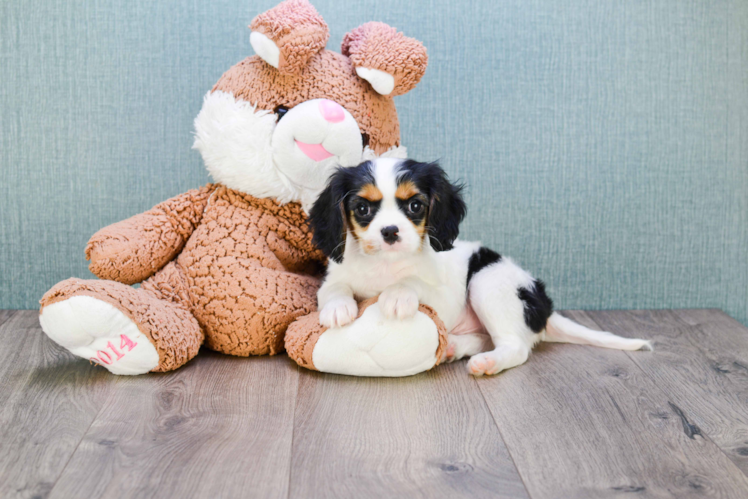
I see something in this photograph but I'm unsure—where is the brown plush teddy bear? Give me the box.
[39,0,446,376]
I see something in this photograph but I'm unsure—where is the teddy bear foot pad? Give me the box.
[40,296,159,375]
[313,303,441,377]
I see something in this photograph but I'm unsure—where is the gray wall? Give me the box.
[1,0,747,325]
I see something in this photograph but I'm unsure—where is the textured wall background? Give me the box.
[1,0,746,325]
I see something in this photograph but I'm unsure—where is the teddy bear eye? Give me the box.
[274,105,290,121]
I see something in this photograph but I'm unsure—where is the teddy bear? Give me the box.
[39,0,447,377]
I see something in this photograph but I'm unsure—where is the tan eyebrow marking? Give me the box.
[395,180,420,200]
[357,183,383,202]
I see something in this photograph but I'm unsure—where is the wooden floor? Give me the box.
[1,309,748,498]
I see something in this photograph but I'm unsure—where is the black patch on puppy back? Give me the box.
[517,280,554,333]
[467,247,502,285]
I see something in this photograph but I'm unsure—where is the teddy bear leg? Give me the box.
[286,298,448,377]
[39,277,203,375]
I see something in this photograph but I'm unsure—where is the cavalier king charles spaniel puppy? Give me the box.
[309,158,651,376]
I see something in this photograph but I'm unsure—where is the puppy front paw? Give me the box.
[379,284,419,320]
[319,297,359,328]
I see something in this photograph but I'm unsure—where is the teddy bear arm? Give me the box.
[86,185,215,284]
[199,265,321,357]
[241,197,327,274]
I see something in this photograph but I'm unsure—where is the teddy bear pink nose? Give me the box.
[319,99,345,123]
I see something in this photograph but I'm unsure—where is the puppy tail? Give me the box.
[542,312,653,351]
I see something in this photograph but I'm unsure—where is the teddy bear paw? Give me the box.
[40,296,159,375]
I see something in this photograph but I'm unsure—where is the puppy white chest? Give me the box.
[340,251,432,299]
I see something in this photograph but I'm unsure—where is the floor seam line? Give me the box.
[45,377,115,498]
[285,362,300,499]
[0,310,19,330]
[470,370,534,499]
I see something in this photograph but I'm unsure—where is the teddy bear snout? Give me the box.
[272,98,363,167]
[319,99,345,123]
[269,98,365,206]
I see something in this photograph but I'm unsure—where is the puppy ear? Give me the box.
[309,171,347,263]
[424,163,466,252]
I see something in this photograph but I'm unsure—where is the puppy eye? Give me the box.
[408,200,424,214]
[274,105,290,121]
[355,202,370,217]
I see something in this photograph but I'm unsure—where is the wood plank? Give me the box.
[289,361,528,499]
[0,309,16,328]
[0,311,39,392]
[50,352,299,498]
[587,309,748,477]
[0,310,115,499]
[475,310,748,498]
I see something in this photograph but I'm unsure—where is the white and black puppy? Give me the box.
[309,158,651,376]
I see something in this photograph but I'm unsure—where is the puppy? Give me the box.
[309,158,651,376]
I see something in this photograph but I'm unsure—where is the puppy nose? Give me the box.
[381,225,399,244]
[318,99,345,123]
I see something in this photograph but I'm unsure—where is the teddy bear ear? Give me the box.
[342,22,428,97]
[249,0,329,75]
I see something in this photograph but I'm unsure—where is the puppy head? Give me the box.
[309,158,466,262]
